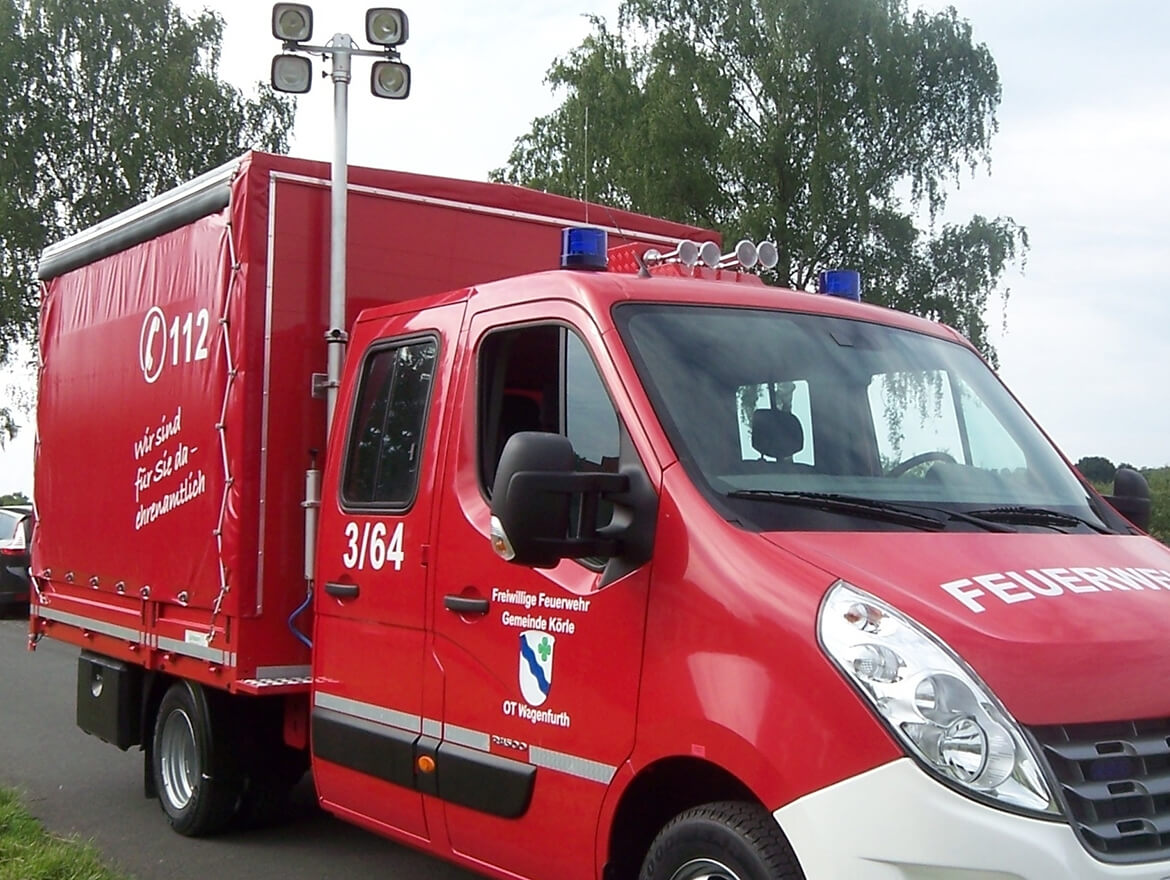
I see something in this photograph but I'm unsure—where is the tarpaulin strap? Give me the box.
[206,159,246,646]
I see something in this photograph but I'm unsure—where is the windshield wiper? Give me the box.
[726,490,1020,533]
[726,490,948,531]
[964,505,1114,534]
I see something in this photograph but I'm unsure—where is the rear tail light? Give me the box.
[0,522,27,554]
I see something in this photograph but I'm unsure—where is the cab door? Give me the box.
[429,305,655,880]
[312,302,463,842]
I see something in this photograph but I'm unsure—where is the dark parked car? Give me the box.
[0,506,33,611]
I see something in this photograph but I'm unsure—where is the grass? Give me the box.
[0,786,127,880]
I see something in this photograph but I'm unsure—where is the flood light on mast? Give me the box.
[266,5,413,430]
[271,54,312,93]
[366,8,409,46]
[371,61,411,99]
[272,3,313,42]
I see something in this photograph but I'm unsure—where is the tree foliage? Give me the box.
[0,0,296,439]
[1075,455,1116,484]
[494,0,1026,363]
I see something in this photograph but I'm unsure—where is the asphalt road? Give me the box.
[0,615,482,880]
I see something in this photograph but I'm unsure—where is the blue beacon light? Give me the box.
[818,269,861,301]
[560,227,608,271]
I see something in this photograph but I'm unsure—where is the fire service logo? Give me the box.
[139,307,167,384]
[518,630,554,707]
[138,306,211,384]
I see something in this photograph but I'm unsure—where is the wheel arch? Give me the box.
[141,670,180,798]
[602,756,760,880]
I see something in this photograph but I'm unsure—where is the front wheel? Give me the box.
[152,681,240,836]
[639,801,805,880]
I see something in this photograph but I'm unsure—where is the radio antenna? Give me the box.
[580,101,636,265]
[583,104,590,223]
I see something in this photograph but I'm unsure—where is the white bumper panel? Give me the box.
[775,759,1170,880]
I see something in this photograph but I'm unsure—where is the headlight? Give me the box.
[819,581,1058,816]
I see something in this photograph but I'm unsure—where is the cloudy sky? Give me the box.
[1,0,1167,495]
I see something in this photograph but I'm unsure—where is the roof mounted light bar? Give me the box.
[644,238,779,272]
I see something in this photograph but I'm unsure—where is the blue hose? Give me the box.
[287,587,313,649]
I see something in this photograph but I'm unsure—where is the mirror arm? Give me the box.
[505,471,631,559]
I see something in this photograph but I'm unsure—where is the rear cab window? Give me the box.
[342,338,438,509]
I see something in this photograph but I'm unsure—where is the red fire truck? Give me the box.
[31,150,1170,880]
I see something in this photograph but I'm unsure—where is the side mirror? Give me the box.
[1104,467,1152,532]
[490,432,628,568]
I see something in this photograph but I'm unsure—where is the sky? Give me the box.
[1,0,1167,496]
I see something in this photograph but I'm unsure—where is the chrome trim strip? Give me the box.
[314,691,421,734]
[35,605,143,644]
[311,688,613,785]
[157,635,234,666]
[443,723,491,751]
[529,746,616,785]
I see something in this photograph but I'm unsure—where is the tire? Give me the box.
[151,681,241,836]
[639,801,805,880]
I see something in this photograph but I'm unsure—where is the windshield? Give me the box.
[615,303,1110,533]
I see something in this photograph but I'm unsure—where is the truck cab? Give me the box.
[309,241,1170,880]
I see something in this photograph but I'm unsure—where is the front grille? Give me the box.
[1030,718,1170,861]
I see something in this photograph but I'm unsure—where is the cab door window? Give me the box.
[565,332,620,474]
[479,324,621,510]
[343,338,438,507]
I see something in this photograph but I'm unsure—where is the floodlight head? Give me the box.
[757,240,779,270]
[676,241,700,269]
[371,60,411,99]
[699,241,721,269]
[271,54,312,93]
[272,3,313,42]
[734,239,758,268]
[366,8,409,46]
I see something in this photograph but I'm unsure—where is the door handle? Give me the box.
[325,582,360,599]
[444,594,489,615]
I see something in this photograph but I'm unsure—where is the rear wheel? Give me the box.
[639,801,805,880]
[152,682,240,836]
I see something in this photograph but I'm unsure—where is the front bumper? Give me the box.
[775,758,1170,879]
